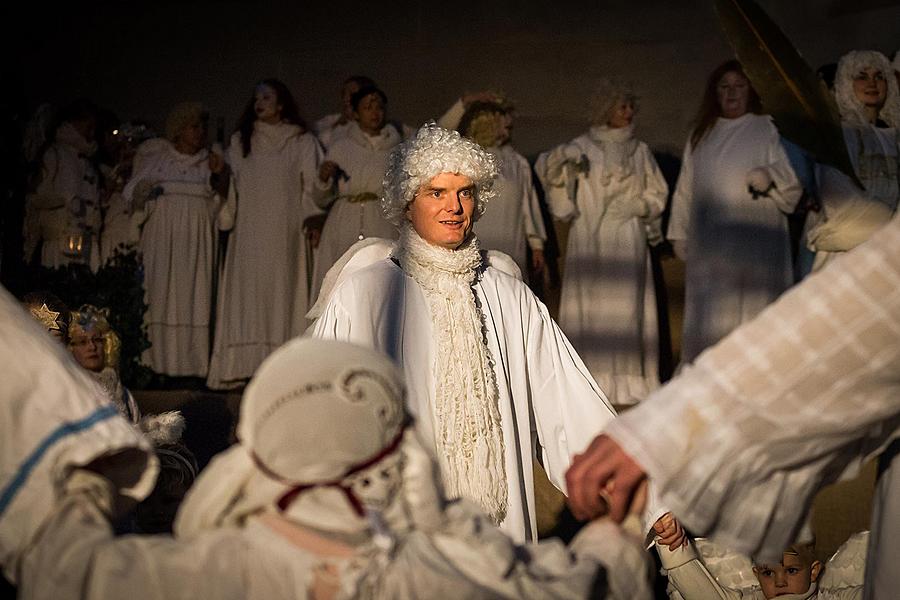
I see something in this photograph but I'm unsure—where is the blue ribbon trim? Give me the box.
[0,404,120,518]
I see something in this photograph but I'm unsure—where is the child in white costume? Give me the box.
[0,287,655,599]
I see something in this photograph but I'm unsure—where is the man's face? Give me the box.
[354,93,386,134]
[407,172,476,250]
[753,553,821,599]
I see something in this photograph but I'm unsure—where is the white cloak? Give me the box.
[310,251,620,543]
[539,126,667,404]
[667,113,802,363]
[207,123,322,389]
[605,213,900,598]
[124,139,216,377]
[310,122,402,301]
[475,144,547,276]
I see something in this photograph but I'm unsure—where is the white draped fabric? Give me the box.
[124,139,216,377]
[539,125,667,404]
[310,242,622,543]
[310,122,402,300]
[667,114,802,363]
[475,144,546,276]
[604,214,900,598]
[207,122,322,389]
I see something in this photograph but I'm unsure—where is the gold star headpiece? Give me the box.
[30,303,63,331]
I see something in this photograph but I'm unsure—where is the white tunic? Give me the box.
[475,144,547,276]
[25,123,101,271]
[310,123,402,300]
[207,123,322,389]
[310,255,619,543]
[539,126,668,404]
[604,213,900,597]
[667,113,801,363]
[124,139,216,377]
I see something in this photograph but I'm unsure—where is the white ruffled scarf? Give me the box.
[392,225,508,523]
[588,124,638,185]
[254,120,302,152]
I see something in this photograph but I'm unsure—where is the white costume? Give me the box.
[806,51,900,272]
[123,138,217,377]
[99,163,143,264]
[206,122,322,389]
[667,113,802,363]
[24,122,101,270]
[309,124,651,543]
[538,124,668,404]
[3,296,654,600]
[604,213,900,599]
[311,122,403,301]
[660,533,867,600]
[475,144,546,276]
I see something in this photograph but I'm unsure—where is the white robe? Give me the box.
[206,123,322,389]
[667,113,802,363]
[310,253,620,543]
[539,126,668,405]
[25,123,101,271]
[310,123,402,301]
[475,144,547,276]
[124,139,216,377]
[604,213,900,599]
[806,123,899,270]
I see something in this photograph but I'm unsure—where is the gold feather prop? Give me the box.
[715,0,864,189]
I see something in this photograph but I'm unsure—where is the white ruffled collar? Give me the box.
[254,120,302,150]
[589,123,635,143]
[347,121,402,151]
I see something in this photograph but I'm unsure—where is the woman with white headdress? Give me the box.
[207,79,322,390]
[805,50,900,272]
[457,100,547,280]
[123,102,227,378]
[536,80,667,405]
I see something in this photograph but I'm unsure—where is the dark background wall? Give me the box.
[6,1,900,157]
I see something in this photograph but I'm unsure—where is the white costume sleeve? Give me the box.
[657,542,744,600]
[436,99,466,131]
[32,147,72,209]
[640,143,669,220]
[604,213,900,561]
[519,155,547,249]
[666,138,694,243]
[761,130,803,214]
[19,469,250,600]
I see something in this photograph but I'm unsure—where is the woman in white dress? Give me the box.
[124,102,226,377]
[537,82,667,405]
[457,101,547,280]
[310,85,403,300]
[667,60,802,364]
[805,50,899,271]
[207,79,322,389]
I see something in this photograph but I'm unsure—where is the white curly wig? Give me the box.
[589,79,637,125]
[381,122,500,226]
[834,50,900,128]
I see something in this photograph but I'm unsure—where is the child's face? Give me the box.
[753,552,821,598]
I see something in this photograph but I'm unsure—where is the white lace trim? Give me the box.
[392,225,508,523]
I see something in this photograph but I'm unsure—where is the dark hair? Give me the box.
[690,60,762,149]
[343,75,376,91]
[236,78,306,157]
[457,101,507,137]
[816,63,838,91]
[350,85,388,112]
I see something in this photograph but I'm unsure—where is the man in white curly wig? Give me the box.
[309,122,672,544]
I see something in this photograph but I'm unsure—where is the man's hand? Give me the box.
[565,434,647,522]
[653,512,687,551]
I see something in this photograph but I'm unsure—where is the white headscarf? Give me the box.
[175,338,416,539]
[834,50,900,127]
